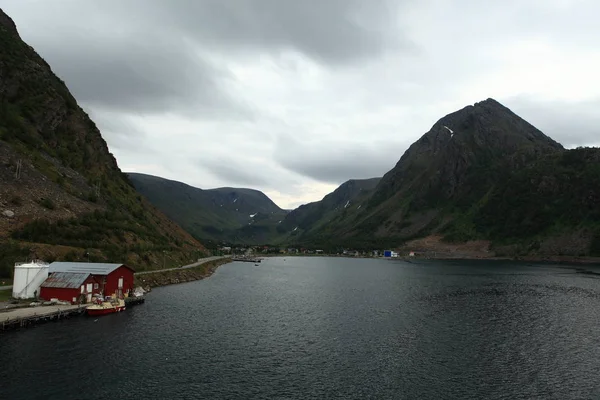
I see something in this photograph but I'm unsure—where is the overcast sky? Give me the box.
[2,0,599,209]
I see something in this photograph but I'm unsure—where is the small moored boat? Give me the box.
[86,296,126,316]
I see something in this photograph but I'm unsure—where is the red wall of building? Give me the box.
[39,286,80,303]
[40,275,98,304]
[103,265,135,297]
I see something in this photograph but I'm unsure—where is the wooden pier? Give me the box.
[1,305,86,332]
[1,296,146,332]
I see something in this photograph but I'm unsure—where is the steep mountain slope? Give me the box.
[0,9,204,277]
[369,98,563,211]
[288,99,597,253]
[128,173,288,245]
[472,147,600,257]
[126,98,600,258]
[278,178,380,243]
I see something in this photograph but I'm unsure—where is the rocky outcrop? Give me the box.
[2,210,14,218]
[0,8,19,38]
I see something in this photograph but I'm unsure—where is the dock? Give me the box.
[1,296,146,332]
[1,305,86,332]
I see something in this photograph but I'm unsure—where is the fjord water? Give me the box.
[3,257,600,399]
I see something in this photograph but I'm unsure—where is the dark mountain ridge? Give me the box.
[370,98,563,211]
[278,177,380,240]
[128,173,288,245]
[0,8,204,277]
[129,97,599,257]
[285,99,599,257]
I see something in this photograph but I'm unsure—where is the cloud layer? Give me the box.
[2,0,599,208]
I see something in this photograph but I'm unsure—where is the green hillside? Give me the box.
[128,173,288,245]
[0,8,205,278]
[284,100,599,257]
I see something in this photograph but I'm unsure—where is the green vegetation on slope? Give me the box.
[281,100,599,257]
[128,173,288,244]
[474,147,600,242]
[0,9,204,277]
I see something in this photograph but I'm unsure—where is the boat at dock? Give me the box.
[86,296,126,316]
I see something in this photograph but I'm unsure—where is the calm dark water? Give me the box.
[3,257,600,399]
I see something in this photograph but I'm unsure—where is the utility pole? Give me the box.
[163,250,166,269]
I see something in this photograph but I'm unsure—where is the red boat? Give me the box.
[86,297,126,316]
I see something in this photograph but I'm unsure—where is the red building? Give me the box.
[40,262,135,304]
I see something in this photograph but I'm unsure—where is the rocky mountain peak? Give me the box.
[370,98,565,210]
[433,98,562,148]
[0,8,19,38]
[404,98,563,166]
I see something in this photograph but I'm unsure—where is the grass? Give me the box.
[0,278,13,286]
[0,289,13,302]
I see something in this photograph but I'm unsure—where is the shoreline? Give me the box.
[261,253,600,266]
[134,257,233,289]
[1,258,233,333]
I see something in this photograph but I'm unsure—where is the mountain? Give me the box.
[0,9,205,278]
[128,173,288,245]
[278,178,380,244]
[287,99,600,257]
[471,146,600,257]
[127,97,599,258]
[371,98,563,211]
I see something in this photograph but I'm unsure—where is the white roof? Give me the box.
[48,262,128,275]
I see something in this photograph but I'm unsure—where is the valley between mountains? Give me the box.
[1,7,599,278]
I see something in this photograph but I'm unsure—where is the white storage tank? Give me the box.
[12,260,50,299]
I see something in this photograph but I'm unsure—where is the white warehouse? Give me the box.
[12,260,50,299]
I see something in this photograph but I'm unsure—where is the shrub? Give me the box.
[39,198,55,210]
[64,251,79,261]
[590,231,600,257]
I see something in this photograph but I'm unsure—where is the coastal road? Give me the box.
[135,255,231,276]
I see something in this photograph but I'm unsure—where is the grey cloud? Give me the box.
[197,156,270,188]
[118,0,405,65]
[8,0,405,118]
[504,96,600,148]
[82,107,156,153]
[274,135,406,184]
[39,35,248,118]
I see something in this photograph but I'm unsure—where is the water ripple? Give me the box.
[2,257,600,399]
